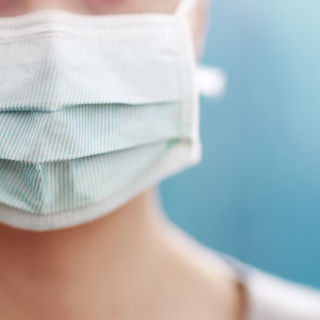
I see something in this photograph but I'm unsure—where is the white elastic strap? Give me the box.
[175,0,197,15]
[196,65,227,97]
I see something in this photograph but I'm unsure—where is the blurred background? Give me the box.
[160,0,320,289]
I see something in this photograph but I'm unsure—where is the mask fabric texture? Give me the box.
[0,0,200,231]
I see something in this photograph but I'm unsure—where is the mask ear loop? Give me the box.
[175,0,227,98]
[174,0,197,16]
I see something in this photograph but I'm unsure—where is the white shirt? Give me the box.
[224,255,320,320]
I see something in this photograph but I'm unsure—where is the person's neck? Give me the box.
[0,187,171,316]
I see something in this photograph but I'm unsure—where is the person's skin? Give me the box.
[0,1,246,319]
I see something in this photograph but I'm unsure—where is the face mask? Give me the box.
[0,0,201,231]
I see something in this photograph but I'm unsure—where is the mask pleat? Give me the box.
[0,140,177,214]
[0,17,182,112]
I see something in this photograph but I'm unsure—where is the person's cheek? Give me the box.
[188,0,210,58]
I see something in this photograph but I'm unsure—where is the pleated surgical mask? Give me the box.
[0,0,201,231]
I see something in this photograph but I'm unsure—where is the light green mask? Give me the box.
[0,0,201,231]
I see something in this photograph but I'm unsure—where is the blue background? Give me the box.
[160,0,320,289]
